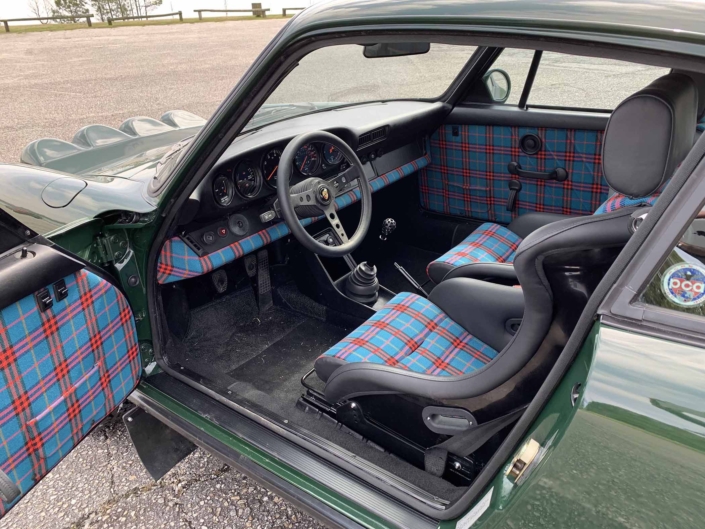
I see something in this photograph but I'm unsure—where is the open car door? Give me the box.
[0,210,141,517]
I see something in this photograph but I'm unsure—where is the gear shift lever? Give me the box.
[380,218,397,241]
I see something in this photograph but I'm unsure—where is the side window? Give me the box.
[528,52,670,110]
[640,208,705,316]
[478,48,670,110]
[483,49,534,106]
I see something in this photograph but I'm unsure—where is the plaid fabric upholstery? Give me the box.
[157,154,431,284]
[593,181,668,214]
[319,292,497,377]
[0,270,140,514]
[420,125,608,223]
[429,223,522,275]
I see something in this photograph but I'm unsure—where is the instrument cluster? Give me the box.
[212,141,348,207]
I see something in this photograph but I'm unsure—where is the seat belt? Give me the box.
[424,407,526,477]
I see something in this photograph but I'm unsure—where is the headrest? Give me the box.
[673,70,705,119]
[602,73,697,198]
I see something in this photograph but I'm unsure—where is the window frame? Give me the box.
[599,148,705,345]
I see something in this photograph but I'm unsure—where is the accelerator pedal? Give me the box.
[256,249,273,312]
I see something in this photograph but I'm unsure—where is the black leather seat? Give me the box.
[315,73,697,404]
[426,73,700,285]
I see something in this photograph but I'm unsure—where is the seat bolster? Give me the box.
[443,262,518,283]
[429,278,524,352]
[314,356,348,384]
[427,260,454,284]
[507,212,576,239]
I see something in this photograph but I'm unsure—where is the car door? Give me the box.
[0,210,141,517]
[420,49,671,227]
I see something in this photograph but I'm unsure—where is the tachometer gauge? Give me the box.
[213,175,234,206]
[262,149,285,188]
[234,161,262,198]
[295,144,320,176]
[322,143,345,165]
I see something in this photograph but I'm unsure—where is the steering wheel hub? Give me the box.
[276,131,372,258]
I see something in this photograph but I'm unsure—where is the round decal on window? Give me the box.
[661,263,705,307]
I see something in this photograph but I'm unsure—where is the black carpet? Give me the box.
[170,282,465,501]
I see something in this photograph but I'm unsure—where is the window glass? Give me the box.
[485,49,535,106]
[529,53,670,110]
[640,208,705,317]
[249,43,476,131]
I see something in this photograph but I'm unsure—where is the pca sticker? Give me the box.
[662,263,705,307]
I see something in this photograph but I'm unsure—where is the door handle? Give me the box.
[508,161,568,182]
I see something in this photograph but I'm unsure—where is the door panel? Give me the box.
[420,118,609,224]
[0,242,140,516]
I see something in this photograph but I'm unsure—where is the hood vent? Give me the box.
[358,127,388,149]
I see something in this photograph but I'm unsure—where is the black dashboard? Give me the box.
[178,101,449,257]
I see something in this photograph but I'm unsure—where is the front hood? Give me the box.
[0,163,156,235]
[21,110,206,181]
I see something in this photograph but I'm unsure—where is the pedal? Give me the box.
[394,263,429,297]
[256,249,273,312]
[244,254,257,278]
[211,269,228,294]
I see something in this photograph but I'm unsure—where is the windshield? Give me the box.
[243,43,477,132]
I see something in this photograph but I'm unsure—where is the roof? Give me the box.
[279,0,705,58]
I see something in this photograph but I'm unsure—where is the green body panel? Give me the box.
[450,323,705,528]
[134,380,391,529]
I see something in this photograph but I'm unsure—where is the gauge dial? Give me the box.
[295,144,320,176]
[262,149,285,188]
[322,143,345,166]
[234,161,262,198]
[213,175,234,206]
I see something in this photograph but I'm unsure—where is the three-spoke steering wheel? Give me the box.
[276,131,372,258]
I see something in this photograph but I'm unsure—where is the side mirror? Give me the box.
[363,42,430,58]
[483,69,511,103]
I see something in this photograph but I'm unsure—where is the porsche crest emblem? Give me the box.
[320,188,330,201]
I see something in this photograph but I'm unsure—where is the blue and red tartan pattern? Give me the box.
[428,223,522,275]
[420,125,608,223]
[593,181,668,214]
[157,154,432,284]
[0,270,140,514]
[319,292,497,377]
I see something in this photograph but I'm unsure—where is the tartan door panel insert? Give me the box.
[0,269,141,515]
[420,124,609,224]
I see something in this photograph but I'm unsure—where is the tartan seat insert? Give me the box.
[314,292,498,383]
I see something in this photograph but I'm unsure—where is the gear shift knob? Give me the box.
[380,218,397,241]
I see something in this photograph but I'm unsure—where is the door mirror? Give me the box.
[483,69,511,103]
[363,42,431,58]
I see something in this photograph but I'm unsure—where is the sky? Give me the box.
[0,0,325,20]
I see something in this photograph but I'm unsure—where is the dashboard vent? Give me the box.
[358,127,387,149]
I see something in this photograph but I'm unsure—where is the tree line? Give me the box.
[28,0,164,22]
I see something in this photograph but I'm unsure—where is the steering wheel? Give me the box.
[276,131,372,258]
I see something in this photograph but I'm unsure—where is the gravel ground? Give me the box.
[0,406,324,529]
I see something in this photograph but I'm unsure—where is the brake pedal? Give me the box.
[211,269,228,294]
[256,249,273,312]
[394,263,429,297]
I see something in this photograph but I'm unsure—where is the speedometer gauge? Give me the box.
[322,143,344,165]
[262,149,285,188]
[234,160,262,198]
[295,144,320,176]
[213,175,234,206]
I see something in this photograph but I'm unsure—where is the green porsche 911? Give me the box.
[1,1,705,527]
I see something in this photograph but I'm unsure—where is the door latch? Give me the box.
[505,438,542,484]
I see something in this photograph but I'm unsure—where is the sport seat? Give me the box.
[426,73,699,284]
[315,72,697,405]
